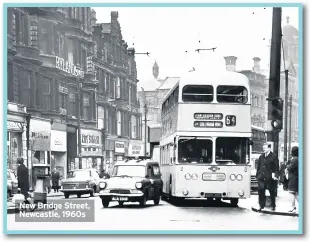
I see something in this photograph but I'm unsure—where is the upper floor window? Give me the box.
[217,85,248,104]
[131,115,137,139]
[117,111,122,136]
[116,77,121,98]
[83,92,90,120]
[67,38,74,63]
[98,106,105,129]
[182,85,213,102]
[43,78,51,111]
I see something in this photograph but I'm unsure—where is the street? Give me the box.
[7,193,298,231]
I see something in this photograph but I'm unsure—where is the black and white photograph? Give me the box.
[3,2,303,235]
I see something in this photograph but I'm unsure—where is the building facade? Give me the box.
[138,62,179,154]
[7,7,142,177]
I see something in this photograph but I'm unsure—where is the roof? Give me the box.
[139,77,163,92]
[158,77,180,90]
[282,24,298,42]
[179,69,250,87]
[114,158,158,166]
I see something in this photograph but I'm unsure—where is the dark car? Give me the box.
[60,169,103,198]
[98,158,163,208]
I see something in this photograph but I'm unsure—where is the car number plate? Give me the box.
[112,197,128,201]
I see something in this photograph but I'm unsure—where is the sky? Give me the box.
[93,7,297,88]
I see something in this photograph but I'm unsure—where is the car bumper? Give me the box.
[60,188,91,193]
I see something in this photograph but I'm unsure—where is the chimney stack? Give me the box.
[224,56,237,72]
[253,57,261,72]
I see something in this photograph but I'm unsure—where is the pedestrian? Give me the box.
[286,146,298,212]
[100,168,110,179]
[16,158,29,201]
[51,168,60,193]
[256,143,279,211]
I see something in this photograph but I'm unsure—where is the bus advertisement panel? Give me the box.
[160,70,251,206]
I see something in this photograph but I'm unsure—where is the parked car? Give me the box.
[98,158,163,208]
[60,169,102,198]
[7,170,18,199]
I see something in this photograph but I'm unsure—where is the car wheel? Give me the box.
[64,192,70,199]
[118,201,124,207]
[90,187,95,197]
[230,198,239,207]
[77,193,81,198]
[102,199,109,208]
[139,195,147,207]
[153,195,160,205]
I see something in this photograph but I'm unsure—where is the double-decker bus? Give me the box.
[250,125,266,190]
[159,70,251,206]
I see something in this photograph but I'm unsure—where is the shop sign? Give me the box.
[51,130,67,152]
[128,143,144,157]
[115,142,125,154]
[80,129,102,147]
[7,121,23,131]
[55,56,84,78]
[30,119,51,151]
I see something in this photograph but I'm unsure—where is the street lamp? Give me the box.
[140,87,148,156]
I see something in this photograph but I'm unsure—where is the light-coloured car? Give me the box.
[99,158,163,208]
[60,169,102,198]
[7,170,18,199]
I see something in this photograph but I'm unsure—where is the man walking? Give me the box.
[256,143,279,211]
[16,158,29,200]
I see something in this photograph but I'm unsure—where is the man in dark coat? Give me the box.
[16,158,29,199]
[256,143,279,211]
[51,168,60,193]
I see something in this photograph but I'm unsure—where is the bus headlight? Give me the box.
[185,173,192,180]
[238,189,244,197]
[135,182,143,189]
[230,174,236,181]
[99,182,106,189]
[237,174,243,181]
[192,173,198,180]
[182,189,189,196]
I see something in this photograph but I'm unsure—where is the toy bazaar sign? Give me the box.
[55,56,84,78]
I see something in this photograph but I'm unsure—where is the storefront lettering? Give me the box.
[55,56,84,78]
[7,121,23,131]
[116,143,124,149]
[31,132,49,139]
[82,135,100,144]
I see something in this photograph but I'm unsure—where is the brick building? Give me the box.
[7,7,142,177]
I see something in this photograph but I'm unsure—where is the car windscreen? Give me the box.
[68,170,91,179]
[112,165,145,177]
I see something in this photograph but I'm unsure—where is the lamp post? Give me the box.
[140,87,148,156]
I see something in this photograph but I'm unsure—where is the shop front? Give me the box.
[7,102,27,172]
[115,140,129,161]
[50,122,67,179]
[29,118,51,188]
[78,129,103,170]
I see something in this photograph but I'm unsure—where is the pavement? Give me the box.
[251,186,299,217]
[7,191,63,214]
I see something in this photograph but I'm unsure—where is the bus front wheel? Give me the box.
[230,198,239,207]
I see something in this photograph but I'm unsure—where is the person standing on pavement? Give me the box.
[256,143,279,211]
[51,168,60,193]
[16,158,29,200]
[286,146,298,212]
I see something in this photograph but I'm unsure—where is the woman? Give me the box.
[286,146,298,212]
[51,168,60,193]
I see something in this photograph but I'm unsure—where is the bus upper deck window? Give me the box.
[216,85,248,104]
[182,85,213,102]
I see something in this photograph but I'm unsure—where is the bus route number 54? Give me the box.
[225,115,236,126]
